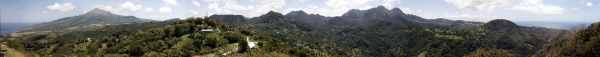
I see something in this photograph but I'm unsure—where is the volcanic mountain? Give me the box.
[12,8,155,33]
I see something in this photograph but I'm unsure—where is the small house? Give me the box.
[201,29,214,33]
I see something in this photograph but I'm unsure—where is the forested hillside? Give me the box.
[533,22,600,57]
[3,17,326,57]
[3,5,597,57]
[213,6,572,57]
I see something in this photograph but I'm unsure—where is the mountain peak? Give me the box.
[249,11,285,23]
[361,5,392,19]
[85,8,112,15]
[264,11,284,17]
[482,19,521,32]
[285,10,309,17]
[267,11,278,14]
[341,9,364,19]
[390,8,405,15]
[287,10,308,15]
[375,5,387,9]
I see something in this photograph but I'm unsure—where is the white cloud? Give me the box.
[223,0,248,10]
[47,2,76,12]
[207,3,224,14]
[420,12,497,21]
[444,0,516,12]
[190,10,199,14]
[308,5,319,9]
[247,5,255,10]
[119,1,143,11]
[510,0,565,14]
[587,1,593,6]
[93,5,116,11]
[359,5,373,10]
[144,7,154,12]
[41,11,47,14]
[295,0,306,2]
[325,0,370,8]
[442,14,497,21]
[382,0,401,7]
[418,9,422,13]
[249,0,286,17]
[204,0,221,3]
[159,6,173,13]
[399,7,412,14]
[282,4,349,17]
[572,8,580,10]
[91,5,138,16]
[424,13,432,17]
[163,0,179,6]
[93,5,118,12]
[192,0,201,7]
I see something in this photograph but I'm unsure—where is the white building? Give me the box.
[247,37,258,48]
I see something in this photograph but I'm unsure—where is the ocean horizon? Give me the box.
[1,22,40,34]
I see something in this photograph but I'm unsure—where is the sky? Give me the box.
[1,0,600,23]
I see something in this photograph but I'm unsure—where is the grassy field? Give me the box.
[1,44,27,57]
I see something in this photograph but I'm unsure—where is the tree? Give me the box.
[238,37,249,53]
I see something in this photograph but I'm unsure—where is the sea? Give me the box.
[1,22,39,34]
[514,21,594,30]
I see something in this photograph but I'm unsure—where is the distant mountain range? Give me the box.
[11,8,156,33]
[207,5,569,56]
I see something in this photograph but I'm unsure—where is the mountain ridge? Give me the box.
[11,8,156,33]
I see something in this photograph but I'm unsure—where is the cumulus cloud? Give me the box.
[204,0,220,2]
[249,0,286,17]
[223,0,248,10]
[190,10,199,14]
[295,0,306,2]
[163,0,179,6]
[144,7,154,12]
[93,5,117,12]
[399,7,412,14]
[92,5,135,15]
[510,0,565,14]
[359,5,373,10]
[418,9,422,13]
[382,0,401,7]
[442,14,497,21]
[159,6,173,13]
[41,11,47,14]
[192,0,201,7]
[442,13,497,19]
[420,12,497,21]
[207,3,224,13]
[47,2,76,12]
[572,8,580,10]
[444,0,516,12]
[587,1,593,6]
[119,1,143,11]
[325,0,370,8]
[282,4,349,17]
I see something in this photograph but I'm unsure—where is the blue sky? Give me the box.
[1,0,600,23]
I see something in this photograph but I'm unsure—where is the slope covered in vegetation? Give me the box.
[533,22,600,57]
[4,5,592,57]
[3,17,326,57]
